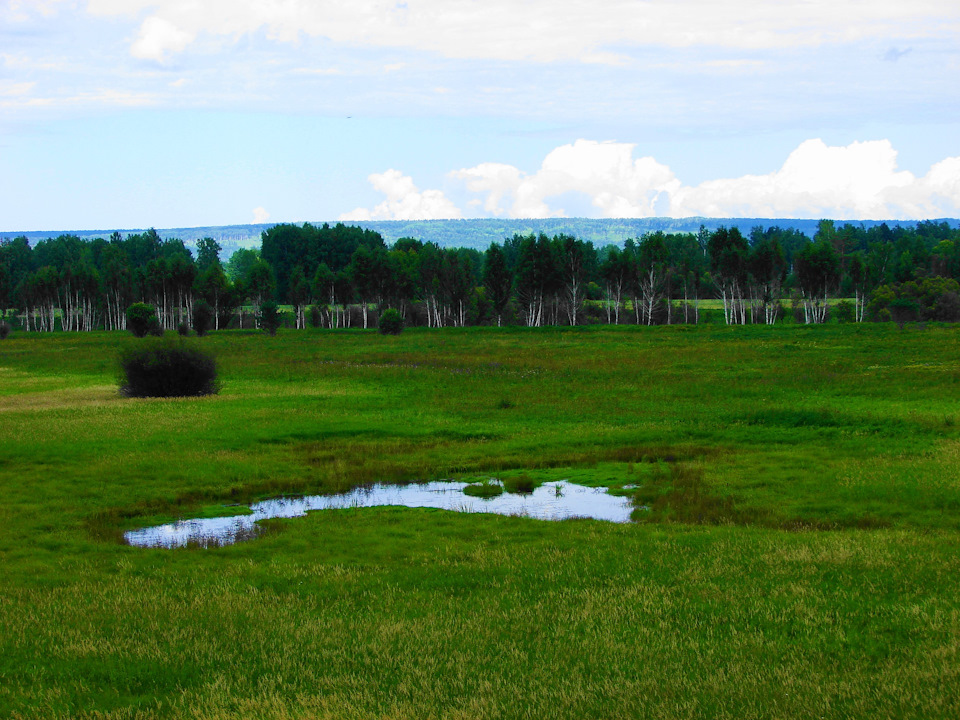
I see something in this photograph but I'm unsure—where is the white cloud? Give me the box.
[916,157,960,214]
[291,67,343,76]
[85,1,960,63]
[0,87,155,110]
[339,169,463,221]
[253,206,270,223]
[131,16,195,62]
[3,0,67,22]
[0,81,36,97]
[668,139,948,220]
[450,138,960,221]
[454,140,680,218]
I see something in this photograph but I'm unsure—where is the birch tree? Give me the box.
[795,240,840,323]
[707,227,749,324]
[636,232,668,325]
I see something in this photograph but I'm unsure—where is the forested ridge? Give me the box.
[3,219,960,332]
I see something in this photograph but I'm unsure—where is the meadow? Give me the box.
[1,323,959,719]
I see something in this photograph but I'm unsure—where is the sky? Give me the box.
[1,0,959,232]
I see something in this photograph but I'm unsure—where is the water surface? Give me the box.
[125,480,634,548]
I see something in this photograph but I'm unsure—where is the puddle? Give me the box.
[124,480,635,548]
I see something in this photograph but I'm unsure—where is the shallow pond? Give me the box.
[124,480,635,548]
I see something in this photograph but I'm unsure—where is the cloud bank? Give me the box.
[342,139,960,221]
[340,170,463,221]
[85,0,960,63]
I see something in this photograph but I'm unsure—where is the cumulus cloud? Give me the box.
[131,16,195,62]
[449,139,960,221]
[670,139,911,219]
[917,157,960,213]
[668,139,960,220]
[339,170,463,221]
[85,1,960,63]
[454,140,680,218]
[253,206,270,223]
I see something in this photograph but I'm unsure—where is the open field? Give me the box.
[2,324,959,719]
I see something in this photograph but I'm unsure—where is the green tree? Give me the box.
[226,248,261,283]
[195,238,222,273]
[288,265,311,329]
[126,302,159,338]
[378,308,404,335]
[312,263,337,328]
[599,246,629,324]
[748,236,787,324]
[244,258,276,321]
[483,243,512,327]
[557,235,592,326]
[794,240,840,323]
[847,252,868,322]
[192,299,214,336]
[707,227,749,324]
[258,300,282,336]
[636,232,668,325]
[195,262,231,331]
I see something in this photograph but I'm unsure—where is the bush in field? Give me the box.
[259,301,281,336]
[868,278,960,323]
[833,301,855,324]
[934,291,960,322]
[378,308,404,335]
[119,338,220,398]
[192,300,214,337]
[126,302,160,338]
[0,321,10,339]
[888,298,920,329]
[177,321,191,337]
[307,305,323,328]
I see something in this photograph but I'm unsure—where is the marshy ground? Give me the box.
[1,323,959,718]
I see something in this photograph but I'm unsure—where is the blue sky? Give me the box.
[1,0,959,231]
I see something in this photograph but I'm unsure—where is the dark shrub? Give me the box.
[126,302,159,338]
[259,301,281,336]
[0,321,10,339]
[378,308,404,335]
[192,300,214,336]
[347,305,364,327]
[833,300,855,324]
[177,321,190,337]
[934,291,960,322]
[119,338,220,398]
[406,302,428,327]
[791,296,805,324]
[889,297,920,328]
[307,305,323,328]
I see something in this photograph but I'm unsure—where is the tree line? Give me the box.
[2,219,959,333]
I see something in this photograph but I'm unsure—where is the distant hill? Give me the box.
[7,217,959,260]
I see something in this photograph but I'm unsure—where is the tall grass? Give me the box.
[1,324,960,718]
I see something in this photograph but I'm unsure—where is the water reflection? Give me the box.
[124,480,634,548]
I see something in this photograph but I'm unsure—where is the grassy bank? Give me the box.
[1,324,959,718]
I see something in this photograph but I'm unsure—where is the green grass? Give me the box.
[1,324,960,718]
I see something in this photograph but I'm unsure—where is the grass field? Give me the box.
[1,324,959,719]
